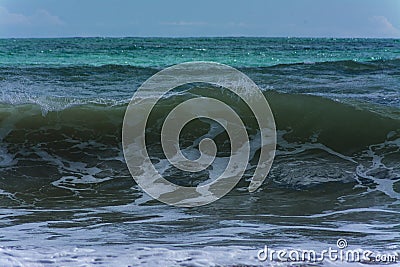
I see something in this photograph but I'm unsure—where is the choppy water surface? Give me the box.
[0,38,399,266]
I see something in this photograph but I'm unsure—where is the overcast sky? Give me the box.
[0,0,399,38]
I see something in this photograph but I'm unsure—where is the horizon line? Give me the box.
[1,35,399,40]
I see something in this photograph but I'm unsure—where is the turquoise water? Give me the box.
[1,37,399,67]
[0,38,399,266]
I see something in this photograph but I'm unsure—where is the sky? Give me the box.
[0,0,399,38]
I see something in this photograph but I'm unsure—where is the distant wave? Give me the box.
[242,58,400,73]
[1,58,400,73]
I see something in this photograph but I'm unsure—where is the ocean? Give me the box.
[0,37,399,266]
